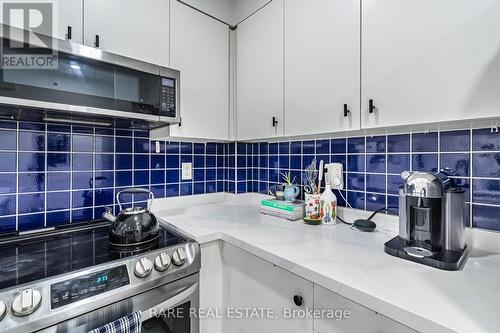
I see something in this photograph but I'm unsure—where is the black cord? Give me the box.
[338,206,399,226]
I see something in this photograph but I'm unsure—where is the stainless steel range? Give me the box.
[0,220,200,333]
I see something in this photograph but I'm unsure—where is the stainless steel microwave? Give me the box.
[0,24,180,128]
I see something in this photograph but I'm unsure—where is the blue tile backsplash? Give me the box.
[0,120,227,234]
[235,128,500,232]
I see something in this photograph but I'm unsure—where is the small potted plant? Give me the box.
[281,171,300,202]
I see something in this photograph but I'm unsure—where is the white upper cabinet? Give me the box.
[53,0,83,43]
[362,0,500,128]
[169,1,229,140]
[84,0,169,66]
[285,0,360,136]
[236,0,284,140]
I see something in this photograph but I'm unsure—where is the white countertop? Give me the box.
[151,193,500,333]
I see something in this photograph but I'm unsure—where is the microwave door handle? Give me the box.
[140,282,198,322]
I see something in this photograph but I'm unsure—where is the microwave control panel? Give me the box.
[160,77,176,117]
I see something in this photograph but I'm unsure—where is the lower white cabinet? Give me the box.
[199,241,224,333]
[221,242,313,333]
[313,285,416,333]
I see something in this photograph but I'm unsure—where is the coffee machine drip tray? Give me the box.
[384,236,469,271]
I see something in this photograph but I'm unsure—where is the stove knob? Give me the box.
[172,247,187,266]
[0,300,6,321]
[12,289,42,316]
[154,252,171,272]
[134,258,153,278]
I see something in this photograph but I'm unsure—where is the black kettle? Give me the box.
[103,188,159,246]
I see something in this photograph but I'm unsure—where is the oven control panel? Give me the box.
[50,265,130,309]
[160,77,176,117]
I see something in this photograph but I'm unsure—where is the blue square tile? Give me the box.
[47,124,70,133]
[18,213,44,231]
[150,155,165,169]
[19,131,45,151]
[412,132,438,152]
[47,133,70,151]
[366,174,386,193]
[347,191,365,210]
[151,170,165,184]
[20,122,45,131]
[387,154,410,174]
[387,134,410,153]
[0,121,16,129]
[206,169,216,181]
[48,153,70,171]
[472,153,500,178]
[95,189,113,206]
[348,137,365,153]
[194,155,205,168]
[134,138,150,153]
[95,128,114,136]
[440,130,470,152]
[72,208,93,222]
[206,143,216,154]
[150,184,164,199]
[18,173,44,192]
[279,156,289,169]
[237,182,247,194]
[95,172,114,188]
[194,169,205,182]
[194,143,205,154]
[116,154,132,170]
[73,126,93,134]
[347,155,365,172]
[472,205,500,231]
[412,154,438,172]
[366,154,385,173]
[0,195,16,216]
[180,155,192,164]
[47,172,70,191]
[72,172,94,189]
[47,192,70,211]
[302,155,314,169]
[259,156,268,168]
[134,171,149,186]
[259,142,268,154]
[302,141,314,154]
[115,137,132,153]
[279,142,290,155]
[206,182,216,193]
[290,141,301,154]
[268,143,278,154]
[72,153,92,171]
[0,216,16,233]
[316,155,330,165]
[46,211,70,227]
[237,169,246,181]
[290,155,301,169]
[440,153,469,177]
[19,152,44,172]
[194,182,205,194]
[95,136,114,153]
[95,154,114,170]
[180,142,192,154]
[315,140,329,154]
[72,135,93,152]
[0,130,16,150]
[166,142,180,154]
[366,193,386,211]
[331,138,346,154]
[387,195,399,213]
[134,154,149,170]
[473,128,500,151]
[166,155,179,168]
[387,175,404,195]
[115,129,132,137]
[134,130,149,138]
[166,170,180,183]
[166,184,180,197]
[180,183,192,196]
[0,173,16,194]
[331,155,346,169]
[72,190,93,208]
[206,156,216,168]
[236,143,246,155]
[473,179,500,205]
[366,136,386,153]
[19,193,44,214]
[259,169,268,181]
[347,173,365,191]
[269,156,279,169]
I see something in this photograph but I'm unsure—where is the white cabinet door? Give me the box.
[169,1,229,140]
[236,0,284,140]
[221,242,313,333]
[200,241,223,333]
[84,0,169,66]
[285,0,360,136]
[314,285,416,333]
[53,0,83,43]
[362,0,500,128]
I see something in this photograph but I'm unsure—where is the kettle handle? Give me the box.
[116,188,155,211]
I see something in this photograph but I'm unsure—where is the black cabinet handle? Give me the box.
[272,116,278,127]
[94,35,100,48]
[293,295,303,307]
[66,26,72,40]
[369,99,376,113]
[343,104,350,117]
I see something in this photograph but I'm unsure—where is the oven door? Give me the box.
[40,273,199,333]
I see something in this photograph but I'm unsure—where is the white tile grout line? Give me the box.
[15,121,19,231]
[44,123,48,227]
[469,128,474,227]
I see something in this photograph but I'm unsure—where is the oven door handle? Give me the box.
[141,282,198,322]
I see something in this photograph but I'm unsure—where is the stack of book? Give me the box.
[260,199,305,221]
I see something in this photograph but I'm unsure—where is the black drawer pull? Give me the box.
[95,35,100,48]
[66,26,72,40]
[272,116,278,127]
[343,104,350,117]
[369,99,376,113]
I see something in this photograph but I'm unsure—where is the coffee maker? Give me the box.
[384,171,468,270]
